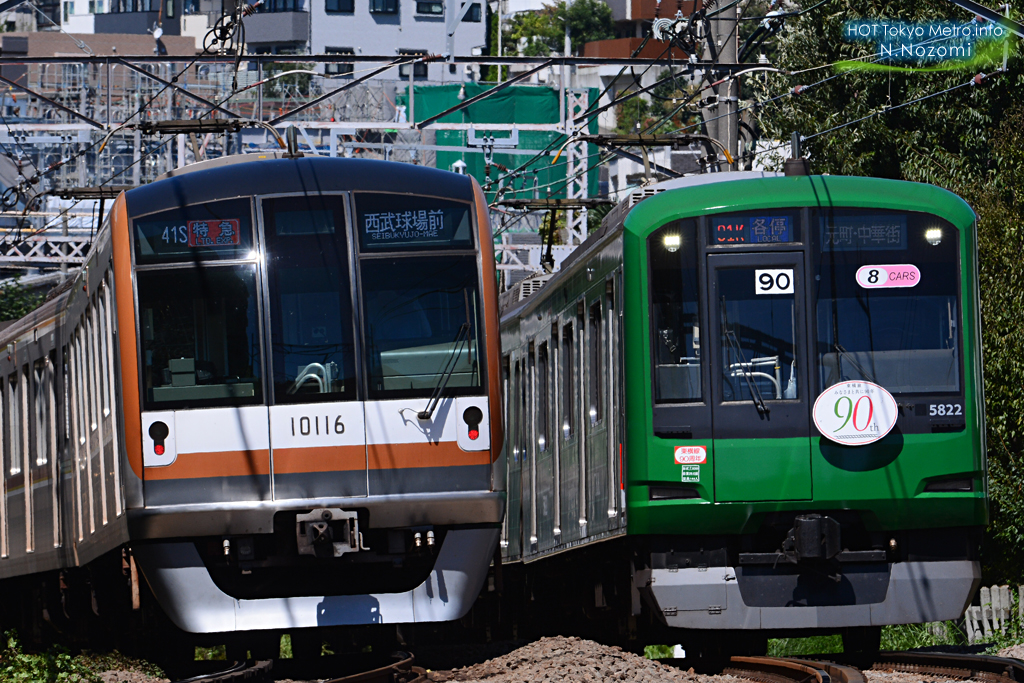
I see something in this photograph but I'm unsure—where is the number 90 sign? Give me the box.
[812,381,898,446]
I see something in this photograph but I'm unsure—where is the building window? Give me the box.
[369,0,396,13]
[416,0,442,13]
[398,50,427,78]
[461,2,480,21]
[325,47,354,75]
[63,0,70,20]
[165,0,173,16]
[258,0,299,12]
[326,0,353,11]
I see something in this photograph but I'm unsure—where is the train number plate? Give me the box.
[755,269,794,295]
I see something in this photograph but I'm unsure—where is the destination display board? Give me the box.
[820,214,908,251]
[709,214,797,245]
[133,198,253,264]
[356,193,473,252]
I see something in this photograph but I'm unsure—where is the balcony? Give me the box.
[583,37,690,59]
[95,12,181,34]
[244,10,309,44]
[631,0,699,20]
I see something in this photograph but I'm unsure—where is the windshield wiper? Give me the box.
[721,298,769,415]
[418,322,470,421]
[834,342,876,383]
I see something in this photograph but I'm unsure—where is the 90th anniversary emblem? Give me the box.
[813,380,898,446]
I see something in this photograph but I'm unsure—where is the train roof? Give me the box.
[623,172,977,237]
[500,171,977,321]
[125,155,476,217]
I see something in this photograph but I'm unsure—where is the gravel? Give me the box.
[98,672,169,683]
[865,671,960,683]
[998,644,1024,660]
[425,636,734,683]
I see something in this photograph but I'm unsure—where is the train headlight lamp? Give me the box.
[663,233,681,253]
[925,228,943,246]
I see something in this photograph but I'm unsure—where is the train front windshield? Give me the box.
[133,192,483,410]
[648,209,962,406]
[813,210,961,395]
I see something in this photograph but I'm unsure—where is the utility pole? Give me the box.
[703,3,739,171]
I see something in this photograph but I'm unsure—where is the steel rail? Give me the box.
[170,659,273,683]
[726,656,834,683]
[323,652,428,683]
[872,651,1024,683]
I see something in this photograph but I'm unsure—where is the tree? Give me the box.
[753,0,1024,582]
[0,277,42,322]
[504,0,614,57]
[613,70,702,134]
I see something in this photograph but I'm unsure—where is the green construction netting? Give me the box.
[396,83,600,201]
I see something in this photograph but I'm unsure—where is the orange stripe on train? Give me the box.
[143,443,490,480]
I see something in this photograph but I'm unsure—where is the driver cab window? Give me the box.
[649,220,701,403]
[263,195,357,403]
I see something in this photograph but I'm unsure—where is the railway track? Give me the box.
[322,652,428,683]
[726,656,866,683]
[171,660,274,683]
[871,651,1024,682]
[725,651,1024,683]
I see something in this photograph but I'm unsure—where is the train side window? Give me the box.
[561,324,573,439]
[132,198,254,265]
[537,343,548,452]
[501,355,510,431]
[137,265,264,410]
[8,375,20,476]
[649,220,701,403]
[588,301,603,424]
[512,360,521,465]
[32,361,48,467]
[263,195,356,403]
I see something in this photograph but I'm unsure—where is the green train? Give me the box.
[497,171,985,657]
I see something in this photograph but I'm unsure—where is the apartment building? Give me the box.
[57,0,488,80]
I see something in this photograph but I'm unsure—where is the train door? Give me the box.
[706,252,812,502]
[260,194,367,500]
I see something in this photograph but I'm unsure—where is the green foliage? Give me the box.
[504,0,614,57]
[880,622,967,650]
[614,69,702,135]
[768,635,842,656]
[262,62,314,98]
[0,631,95,683]
[194,644,226,661]
[754,0,1024,583]
[0,277,42,322]
[643,644,675,659]
[614,93,651,134]
[769,622,968,657]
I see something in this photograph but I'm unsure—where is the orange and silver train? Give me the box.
[0,155,504,651]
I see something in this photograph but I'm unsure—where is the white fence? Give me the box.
[965,584,1017,643]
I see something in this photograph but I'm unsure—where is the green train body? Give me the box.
[498,172,985,647]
